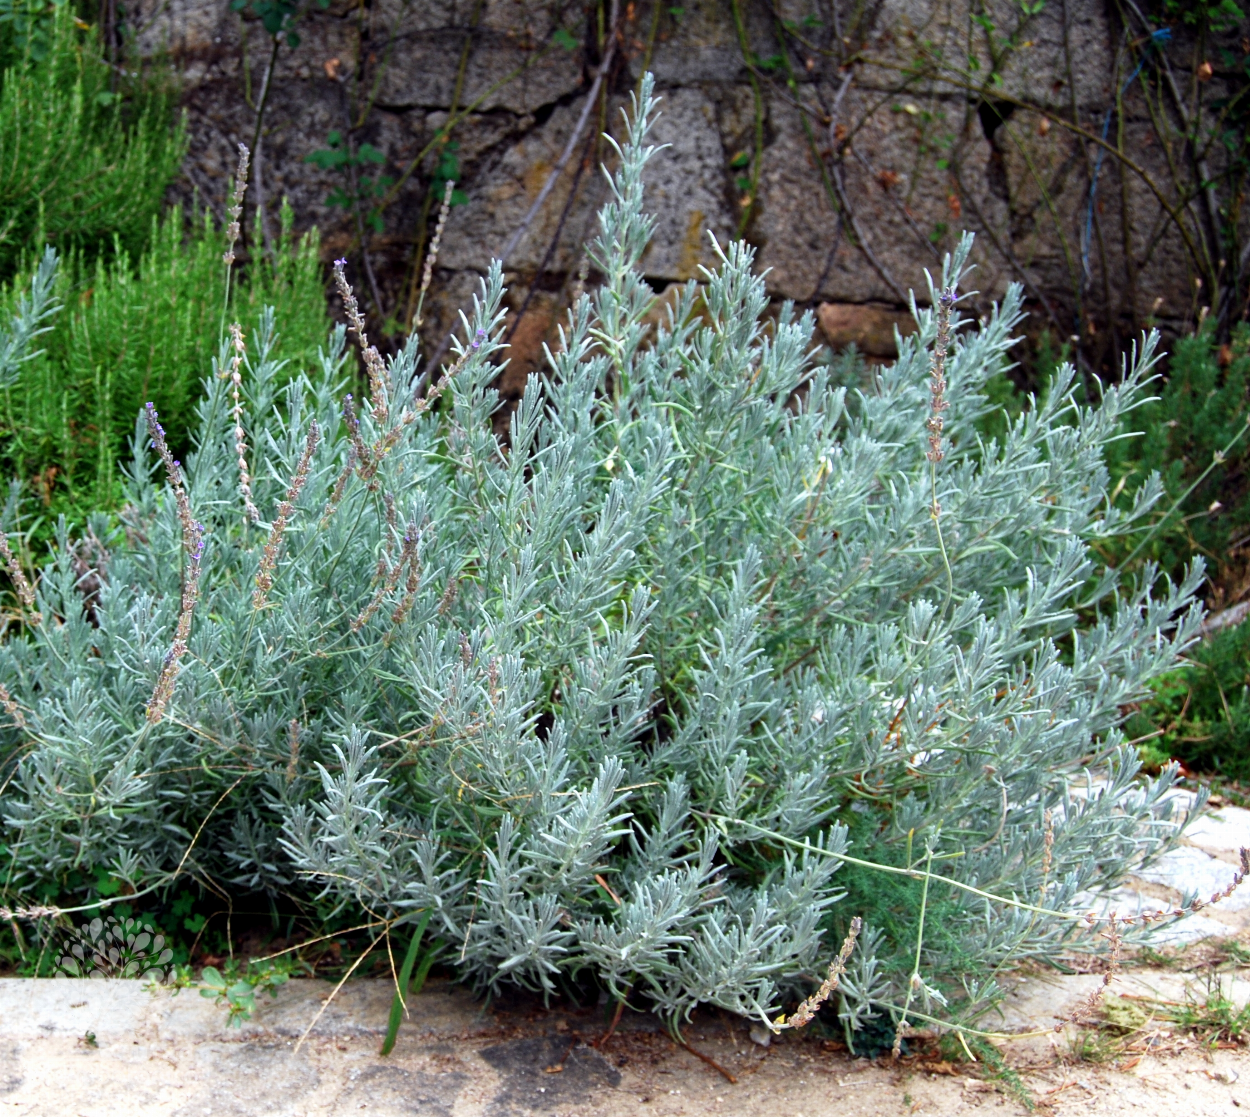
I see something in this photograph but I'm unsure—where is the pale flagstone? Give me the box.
[1183,804,1250,859]
[1059,779,1250,942]
[1133,846,1250,911]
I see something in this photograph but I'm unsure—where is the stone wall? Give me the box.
[133,0,1248,388]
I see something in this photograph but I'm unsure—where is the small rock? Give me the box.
[748,1024,771,1048]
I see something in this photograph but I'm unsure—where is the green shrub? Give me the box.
[0,80,1204,1036]
[1097,321,1250,778]
[1105,322,1250,596]
[1128,619,1250,779]
[0,203,327,534]
[0,2,185,269]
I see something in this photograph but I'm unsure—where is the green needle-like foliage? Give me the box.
[1106,322,1250,593]
[0,202,327,530]
[0,78,1205,1034]
[0,3,185,267]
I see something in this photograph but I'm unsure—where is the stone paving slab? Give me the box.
[1185,805,1250,861]
[1081,795,1250,942]
[2,972,1250,1116]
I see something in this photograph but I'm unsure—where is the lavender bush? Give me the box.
[0,78,1204,1036]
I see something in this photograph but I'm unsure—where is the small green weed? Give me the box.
[199,958,298,1027]
[1065,1026,1122,1064]
[1080,983,1250,1061]
[1170,983,1250,1046]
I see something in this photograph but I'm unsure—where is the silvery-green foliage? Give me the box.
[0,75,1204,1028]
[0,248,59,389]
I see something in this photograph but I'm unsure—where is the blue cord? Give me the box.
[1080,27,1172,298]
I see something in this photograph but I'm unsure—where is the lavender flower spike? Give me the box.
[332,259,390,425]
[925,287,955,466]
[0,532,40,626]
[412,179,454,329]
[222,143,250,267]
[143,402,208,721]
[145,403,199,549]
[145,521,205,723]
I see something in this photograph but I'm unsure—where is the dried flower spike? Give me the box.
[253,420,321,609]
[0,681,26,728]
[340,394,374,479]
[0,531,40,626]
[223,143,250,267]
[320,445,358,526]
[409,326,488,422]
[571,254,590,304]
[0,904,61,922]
[286,719,301,783]
[1040,808,1054,900]
[143,404,207,722]
[144,404,200,549]
[1055,915,1122,1030]
[145,522,205,723]
[926,287,955,466]
[437,576,459,616]
[353,519,421,631]
[414,179,455,330]
[333,259,389,425]
[770,916,862,1031]
[229,323,260,525]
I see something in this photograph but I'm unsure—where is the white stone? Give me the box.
[1134,846,1250,911]
[1185,806,1250,858]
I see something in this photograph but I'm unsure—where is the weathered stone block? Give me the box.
[817,302,917,358]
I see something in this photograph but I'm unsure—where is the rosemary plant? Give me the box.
[0,4,184,268]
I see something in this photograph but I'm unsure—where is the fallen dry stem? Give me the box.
[671,1033,738,1084]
